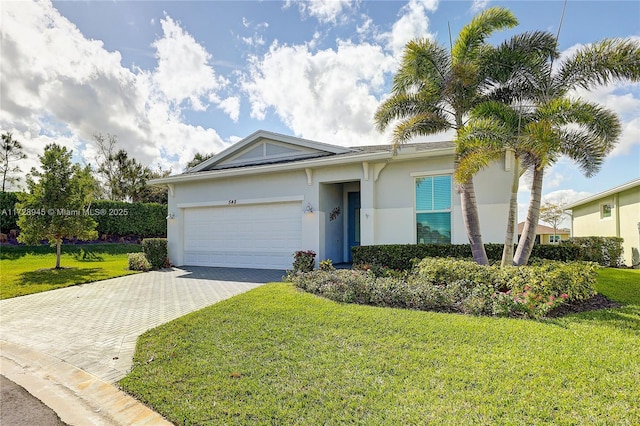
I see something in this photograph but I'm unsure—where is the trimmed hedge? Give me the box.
[352,240,614,270]
[1,196,167,238]
[142,238,168,269]
[92,200,167,237]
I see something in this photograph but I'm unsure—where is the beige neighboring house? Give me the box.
[517,222,570,245]
[564,178,640,268]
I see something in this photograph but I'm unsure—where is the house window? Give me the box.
[416,175,451,244]
[601,203,612,219]
[549,235,561,244]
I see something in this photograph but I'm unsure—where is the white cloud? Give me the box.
[382,0,437,56]
[218,97,241,122]
[242,39,397,145]
[471,0,490,12]
[286,0,357,25]
[151,15,228,111]
[0,1,231,178]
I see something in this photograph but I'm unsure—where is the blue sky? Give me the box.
[1,0,639,222]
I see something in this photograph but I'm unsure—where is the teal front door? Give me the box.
[347,192,361,262]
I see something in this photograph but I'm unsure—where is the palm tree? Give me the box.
[458,98,620,266]
[513,38,640,265]
[375,7,520,265]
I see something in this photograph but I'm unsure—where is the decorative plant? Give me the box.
[293,250,316,273]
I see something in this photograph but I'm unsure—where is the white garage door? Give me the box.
[183,202,302,269]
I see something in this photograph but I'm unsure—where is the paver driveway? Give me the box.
[0,267,283,384]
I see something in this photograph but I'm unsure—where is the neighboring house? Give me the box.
[151,130,514,270]
[517,222,570,245]
[564,178,640,268]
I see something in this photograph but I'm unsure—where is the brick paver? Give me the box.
[0,267,283,383]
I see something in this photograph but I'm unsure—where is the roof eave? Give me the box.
[150,146,455,186]
[564,178,640,209]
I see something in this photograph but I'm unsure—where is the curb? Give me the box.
[0,340,172,426]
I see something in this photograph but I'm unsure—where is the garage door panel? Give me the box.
[183,202,302,269]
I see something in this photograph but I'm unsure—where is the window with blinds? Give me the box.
[415,175,452,244]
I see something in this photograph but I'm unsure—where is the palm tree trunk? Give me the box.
[514,165,544,266]
[501,158,520,267]
[460,178,489,265]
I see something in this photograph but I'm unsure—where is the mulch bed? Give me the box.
[546,294,621,318]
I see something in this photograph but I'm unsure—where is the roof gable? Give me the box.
[188,130,355,172]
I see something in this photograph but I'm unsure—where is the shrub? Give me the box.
[292,250,316,273]
[128,252,151,271]
[142,238,168,269]
[319,259,335,271]
[565,237,624,267]
[291,258,598,319]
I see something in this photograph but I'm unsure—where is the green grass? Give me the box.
[120,268,640,425]
[0,244,142,299]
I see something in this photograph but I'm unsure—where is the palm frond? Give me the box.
[452,7,518,62]
[391,113,451,151]
[374,92,445,132]
[556,38,640,91]
[558,129,610,177]
[394,39,450,94]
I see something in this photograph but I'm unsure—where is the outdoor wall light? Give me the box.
[167,212,175,220]
[303,203,314,214]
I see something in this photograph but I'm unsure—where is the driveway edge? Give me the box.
[0,340,172,426]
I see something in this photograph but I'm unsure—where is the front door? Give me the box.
[347,192,361,262]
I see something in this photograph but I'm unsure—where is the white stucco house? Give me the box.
[151,130,513,270]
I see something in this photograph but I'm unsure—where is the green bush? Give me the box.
[92,200,167,238]
[128,252,151,271]
[292,250,316,273]
[0,191,21,233]
[142,238,168,269]
[291,258,598,319]
[565,237,624,267]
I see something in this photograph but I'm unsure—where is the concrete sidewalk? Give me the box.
[0,266,283,425]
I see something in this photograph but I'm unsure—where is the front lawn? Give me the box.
[0,244,142,299]
[120,268,640,425]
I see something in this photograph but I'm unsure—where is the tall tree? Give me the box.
[513,38,640,265]
[17,144,98,268]
[1,132,27,192]
[375,7,520,265]
[93,132,119,200]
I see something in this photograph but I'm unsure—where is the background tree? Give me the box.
[185,152,215,171]
[1,132,27,192]
[375,7,520,265]
[539,200,568,241]
[93,132,119,200]
[17,144,98,268]
[137,166,171,204]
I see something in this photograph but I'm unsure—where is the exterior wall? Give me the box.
[168,152,514,268]
[572,186,640,267]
